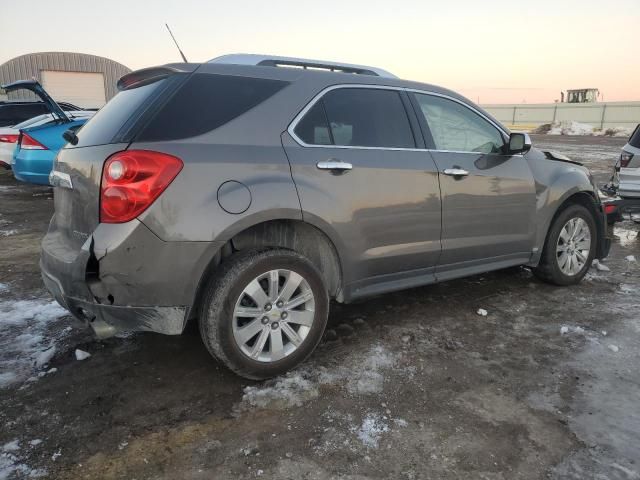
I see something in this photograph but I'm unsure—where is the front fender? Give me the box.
[527,149,600,264]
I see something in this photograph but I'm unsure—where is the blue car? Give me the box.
[1,80,94,185]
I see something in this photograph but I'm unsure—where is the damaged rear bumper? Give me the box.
[42,269,188,337]
[40,218,223,337]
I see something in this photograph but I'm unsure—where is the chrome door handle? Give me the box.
[443,168,469,177]
[316,160,353,172]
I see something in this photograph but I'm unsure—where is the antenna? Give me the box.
[165,23,188,63]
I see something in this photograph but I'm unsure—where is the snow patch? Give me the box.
[345,345,396,395]
[620,284,634,295]
[394,418,409,428]
[0,299,68,388]
[242,373,319,409]
[604,126,635,137]
[548,121,596,136]
[0,229,18,237]
[0,283,8,293]
[1,441,19,453]
[0,372,17,388]
[591,260,610,272]
[561,326,586,335]
[34,347,56,368]
[0,451,46,479]
[239,345,399,410]
[0,300,66,327]
[477,308,488,316]
[608,344,620,353]
[348,370,385,395]
[545,121,632,137]
[75,349,91,361]
[353,413,389,448]
[625,255,636,262]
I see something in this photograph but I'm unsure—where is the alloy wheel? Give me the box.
[556,217,592,276]
[232,269,315,363]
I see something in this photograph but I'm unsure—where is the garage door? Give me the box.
[41,71,106,109]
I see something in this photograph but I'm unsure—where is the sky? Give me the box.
[0,0,638,104]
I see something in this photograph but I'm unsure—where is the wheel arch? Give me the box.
[189,219,344,321]
[531,188,603,266]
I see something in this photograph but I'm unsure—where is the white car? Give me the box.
[0,111,95,169]
[617,124,640,198]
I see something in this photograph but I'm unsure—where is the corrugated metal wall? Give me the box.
[0,52,131,102]
[482,101,640,130]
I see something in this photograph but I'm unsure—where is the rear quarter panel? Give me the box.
[134,69,337,243]
[135,140,302,242]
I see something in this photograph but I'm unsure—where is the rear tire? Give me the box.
[199,248,329,380]
[533,204,597,286]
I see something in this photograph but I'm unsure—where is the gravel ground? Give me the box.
[1,135,639,479]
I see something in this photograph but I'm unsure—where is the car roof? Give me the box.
[124,58,510,135]
[195,61,482,113]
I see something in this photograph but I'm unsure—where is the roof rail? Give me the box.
[208,54,397,79]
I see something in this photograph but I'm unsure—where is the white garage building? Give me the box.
[0,52,131,109]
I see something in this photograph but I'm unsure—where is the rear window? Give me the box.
[136,73,289,142]
[72,79,169,148]
[629,124,640,148]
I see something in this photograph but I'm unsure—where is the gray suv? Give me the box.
[42,54,610,379]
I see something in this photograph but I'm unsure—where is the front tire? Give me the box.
[199,249,329,380]
[533,204,597,286]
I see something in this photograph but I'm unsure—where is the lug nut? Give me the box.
[264,303,272,311]
[271,322,279,329]
[276,301,284,308]
[261,317,269,325]
[281,312,288,319]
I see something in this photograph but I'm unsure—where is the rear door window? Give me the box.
[136,73,290,142]
[294,88,415,148]
[323,88,415,148]
[293,101,332,145]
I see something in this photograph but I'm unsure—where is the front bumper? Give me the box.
[40,219,223,337]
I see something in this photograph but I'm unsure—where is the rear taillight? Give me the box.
[20,133,48,150]
[0,134,19,143]
[620,150,634,168]
[100,150,183,223]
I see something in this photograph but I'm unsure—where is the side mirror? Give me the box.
[507,132,531,155]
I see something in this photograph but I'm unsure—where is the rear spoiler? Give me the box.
[117,64,198,91]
